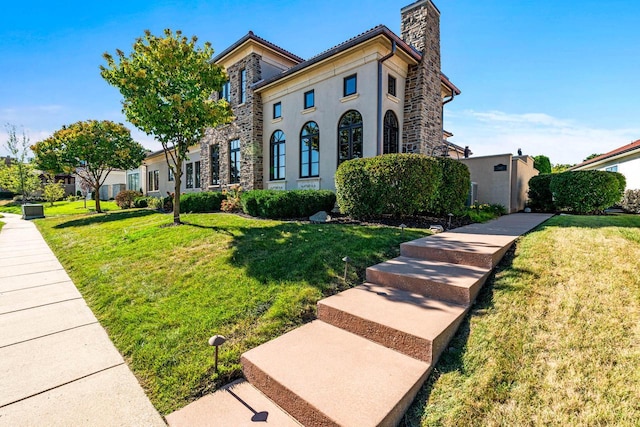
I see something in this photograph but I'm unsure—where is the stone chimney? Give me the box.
[401,0,443,155]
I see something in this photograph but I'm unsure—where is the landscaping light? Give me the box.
[447,213,453,229]
[399,223,407,235]
[342,256,351,281]
[208,335,226,373]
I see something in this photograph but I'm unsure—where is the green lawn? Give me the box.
[36,210,428,414]
[0,199,120,215]
[404,214,640,426]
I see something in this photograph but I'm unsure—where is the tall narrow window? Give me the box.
[210,145,220,185]
[388,75,396,97]
[195,161,201,188]
[273,102,282,119]
[304,90,314,109]
[240,69,247,104]
[338,110,363,164]
[230,139,241,184]
[300,121,320,178]
[383,110,399,154]
[344,74,357,96]
[168,167,174,181]
[148,170,159,192]
[127,172,140,191]
[186,163,193,189]
[270,130,286,181]
[219,81,230,102]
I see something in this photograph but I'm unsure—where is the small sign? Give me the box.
[494,164,508,172]
[298,179,320,190]
[268,182,286,191]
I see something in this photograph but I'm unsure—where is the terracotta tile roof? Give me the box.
[571,139,640,169]
[213,31,304,64]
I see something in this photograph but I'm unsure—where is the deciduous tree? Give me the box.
[101,29,232,225]
[0,124,41,202]
[43,179,65,206]
[32,120,146,213]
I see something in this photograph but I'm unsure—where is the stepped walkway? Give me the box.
[167,213,553,426]
[0,213,164,426]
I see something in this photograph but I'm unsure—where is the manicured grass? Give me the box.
[404,214,640,426]
[36,211,428,414]
[0,199,119,215]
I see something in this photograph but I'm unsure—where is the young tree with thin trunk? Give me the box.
[32,120,147,213]
[0,125,41,203]
[100,29,232,225]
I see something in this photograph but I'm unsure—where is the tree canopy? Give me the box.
[100,29,232,224]
[0,124,41,201]
[584,153,603,162]
[533,155,552,174]
[32,120,146,213]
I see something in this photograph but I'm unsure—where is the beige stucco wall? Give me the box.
[459,154,513,211]
[143,146,201,197]
[511,155,538,212]
[259,37,411,191]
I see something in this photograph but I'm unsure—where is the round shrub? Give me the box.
[133,196,153,208]
[430,157,471,216]
[180,191,226,213]
[528,174,555,212]
[335,154,441,219]
[241,189,336,219]
[115,190,142,209]
[550,170,623,214]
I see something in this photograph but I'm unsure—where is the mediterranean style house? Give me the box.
[136,0,462,196]
[570,139,640,190]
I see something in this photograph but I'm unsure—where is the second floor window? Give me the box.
[304,90,314,109]
[230,139,241,184]
[388,75,396,97]
[240,69,247,104]
[344,74,357,97]
[219,81,230,102]
[273,102,282,119]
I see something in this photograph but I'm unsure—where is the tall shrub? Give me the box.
[550,170,623,214]
[430,157,471,216]
[528,174,555,212]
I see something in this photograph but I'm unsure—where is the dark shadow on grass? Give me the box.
[180,221,235,237]
[53,209,159,229]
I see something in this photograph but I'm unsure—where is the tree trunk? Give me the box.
[173,157,182,225]
[95,184,102,213]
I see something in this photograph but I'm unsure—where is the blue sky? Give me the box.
[1,0,639,165]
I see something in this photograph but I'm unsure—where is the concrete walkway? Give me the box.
[0,213,165,426]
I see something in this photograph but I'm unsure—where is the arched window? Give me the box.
[383,110,399,154]
[270,130,286,180]
[338,110,363,165]
[300,121,319,178]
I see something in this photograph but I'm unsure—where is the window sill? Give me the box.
[386,93,399,104]
[301,107,316,115]
[340,93,359,103]
[272,117,283,124]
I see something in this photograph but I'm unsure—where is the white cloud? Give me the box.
[447,109,640,165]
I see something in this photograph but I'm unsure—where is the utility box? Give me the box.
[22,204,45,220]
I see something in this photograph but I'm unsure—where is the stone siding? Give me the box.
[401,0,443,155]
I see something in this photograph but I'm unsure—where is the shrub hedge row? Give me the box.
[241,189,336,219]
[179,192,226,213]
[528,170,626,214]
[335,154,470,218]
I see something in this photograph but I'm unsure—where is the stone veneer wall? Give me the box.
[201,53,264,190]
[401,0,443,155]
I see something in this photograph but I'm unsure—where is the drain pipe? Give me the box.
[377,40,397,155]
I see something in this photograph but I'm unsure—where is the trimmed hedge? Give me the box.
[335,154,442,218]
[133,196,153,208]
[180,192,226,213]
[549,170,625,214]
[241,190,336,219]
[430,157,471,216]
[528,174,555,212]
[622,189,640,213]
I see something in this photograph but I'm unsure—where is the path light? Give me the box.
[447,213,453,230]
[399,223,407,235]
[208,335,226,373]
[342,256,351,282]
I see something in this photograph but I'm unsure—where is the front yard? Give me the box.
[35,210,427,414]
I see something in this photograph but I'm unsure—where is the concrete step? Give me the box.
[400,232,516,268]
[366,256,491,305]
[166,379,302,427]
[241,320,431,427]
[317,283,467,364]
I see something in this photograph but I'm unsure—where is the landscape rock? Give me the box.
[310,211,330,224]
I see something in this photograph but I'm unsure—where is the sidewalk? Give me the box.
[0,213,165,426]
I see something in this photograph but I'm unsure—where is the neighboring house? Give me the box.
[38,173,75,197]
[196,0,461,192]
[74,169,127,201]
[460,154,539,213]
[140,146,202,197]
[570,139,640,189]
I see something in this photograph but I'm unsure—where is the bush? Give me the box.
[133,196,153,208]
[180,192,226,213]
[550,170,624,214]
[148,197,164,210]
[622,189,640,213]
[335,154,442,219]
[528,174,555,212]
[115,190,142,209]
[430,157,471,216]
[241,189,336,219]
[221,185,243,213]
